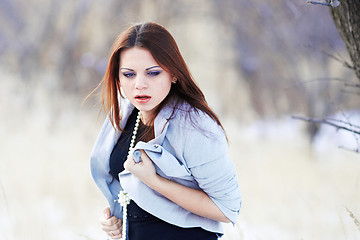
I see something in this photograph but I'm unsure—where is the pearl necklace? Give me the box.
[117,111,141,240]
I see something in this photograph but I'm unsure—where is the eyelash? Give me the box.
[122,72,135,78]
[147,70,161,76]
[121,71,161,78]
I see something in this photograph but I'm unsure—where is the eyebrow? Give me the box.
[119,66,161,71]
[120,68,134,71]
[146,66,161,70]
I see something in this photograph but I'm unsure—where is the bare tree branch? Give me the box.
[292,115,360,153]
[308,1,331,7]
[319,49,355,70]
[325,117,360,129]
[340,89,360,95]
[284,77,356,90]
[339,145,360,153]
[344,83,360,88]
[291,115,360,135]
[345,206,360,231]
[304,44,355,70]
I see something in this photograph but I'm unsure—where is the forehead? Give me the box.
[119,47,158,68]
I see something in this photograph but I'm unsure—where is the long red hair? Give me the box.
[94,22,225,136]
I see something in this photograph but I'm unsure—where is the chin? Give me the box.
[135,105,155,113]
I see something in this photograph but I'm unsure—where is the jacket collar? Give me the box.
[119,98,183,145]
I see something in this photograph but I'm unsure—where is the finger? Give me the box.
[101,217,122,231]
[110,228,122,236]
[109,231,122,240]
[103,206,111,220]
[102,224,120,232]
[108,228,123,239]
[100,217,121,231]
[123,157,133,171]
[111,233,122,239]
[138,149,151,162]
[99,215,114,226]
[100,220,122,231]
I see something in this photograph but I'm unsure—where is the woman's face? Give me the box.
[119,47,173,121]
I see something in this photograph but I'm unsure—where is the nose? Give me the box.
[135,75,148,90]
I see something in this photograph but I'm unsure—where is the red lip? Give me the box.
[135,95,151,103]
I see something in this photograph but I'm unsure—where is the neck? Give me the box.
[139,111,153,125]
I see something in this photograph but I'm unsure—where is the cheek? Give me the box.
[120,79,132,89]
[119,81,132,97]
[160,81,172,96]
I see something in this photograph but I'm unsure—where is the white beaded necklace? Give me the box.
[117,110,141,240]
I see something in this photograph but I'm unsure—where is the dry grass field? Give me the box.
[1,72,359,240]
[1,0,359,239]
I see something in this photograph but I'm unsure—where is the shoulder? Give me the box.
[171,102,225,138]
[156,100,227,147]
[166,102,228,164]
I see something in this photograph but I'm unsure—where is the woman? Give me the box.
[90,22,241,240]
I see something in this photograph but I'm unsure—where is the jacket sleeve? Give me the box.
[182,115,242,224]
[132,142,192,179]
[90,116,123,219]
[133,115,242,224]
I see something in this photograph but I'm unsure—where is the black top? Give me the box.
[109,108,152,218]
[109,109,217,240]
[109,108,141,181]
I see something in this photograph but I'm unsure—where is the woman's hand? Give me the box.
[99,207,123,239]
[124,150,230,223]
[123,149,158,185]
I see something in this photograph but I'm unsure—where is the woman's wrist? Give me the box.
[144,174,164,190]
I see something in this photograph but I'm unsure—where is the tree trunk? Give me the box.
[330,0,360,82]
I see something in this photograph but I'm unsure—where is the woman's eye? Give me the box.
[122,72,135,78]
[147,71,161,77]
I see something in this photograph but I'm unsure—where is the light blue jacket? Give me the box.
[90,100,241,234]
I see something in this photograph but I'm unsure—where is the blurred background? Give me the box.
[0,0,359,239]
